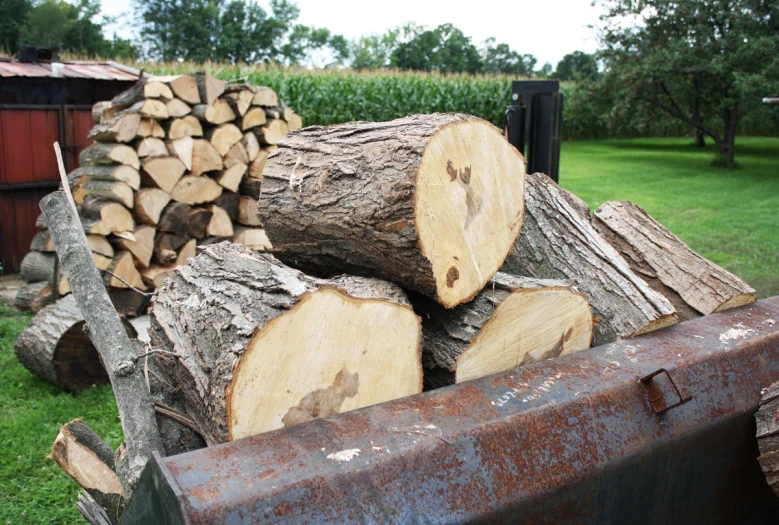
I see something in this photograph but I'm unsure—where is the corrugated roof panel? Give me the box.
[0,60,140,80]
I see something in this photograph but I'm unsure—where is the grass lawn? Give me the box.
[0,136,776,523]
[560,137,779,298]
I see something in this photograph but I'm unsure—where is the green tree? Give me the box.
[0,0,33,54]
[598,0,779,166]
[391,23,483,74]
[535,62,553,79]
[554,51,599,81]
[349,31,398,70]
[481,38,537,77]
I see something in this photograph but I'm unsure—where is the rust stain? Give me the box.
[446,267,460,288]
[282,368,359,427]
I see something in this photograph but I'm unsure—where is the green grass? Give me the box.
[0,302,122,524]
[560,137,779,298]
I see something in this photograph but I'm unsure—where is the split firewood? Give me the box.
[30,230,55,252]
[15,281,54,313]
[210,99,237,125]
[106,100,168,122]
[237,196,261,226]
[149,242,422,445]
[205,205,234,237]
[240,107,267,130]
[214,163,247,192]
[254,119,288,146]
[233,226,272,251]
[224,89,254,116]
[134,188,171,225]
[80,197,134,236]
[153,234,189,266]
[20,251,56,283]
[136,138,168,158]
[69,165,141,191]
[136,118,165,139]
[158,202,190,237]
[247,148,269,179]
[190,139,223,176]
[165,98,191,118]
[592,201,756,321]
[214,191,239,221]
[242,132,260,162]
[166,116,203,140]
[238,176,262,198]
[224,142,249,168]
[177,239,196,265]
[57,252,113,296]
[112,226,155,269]
[501,173,678,346]
[286,112,303,132]
[167,137,194,171]
[109,75,147,110]
[79,143,140,170]
[87,111,141,143]
[171,176,223,205]
[144,81,173,100]
[186,208,212,239]
[140,265,173,290]
[260,113,526,308]
[207,123,243,156]
[103,251,146,291]
[86,235,114,258]
[416,273,592,386]
[153,75,200,104]
[81,180,134,209]
[195,72,227,106]
[140,156,186,193]
[252,87,278,107]
[92,101,111,124]
[191,104,216,123]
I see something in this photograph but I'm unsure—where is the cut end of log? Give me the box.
[227,287,422,440]
[416,118,525,308]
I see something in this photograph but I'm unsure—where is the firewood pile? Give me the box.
[11,77,759,519]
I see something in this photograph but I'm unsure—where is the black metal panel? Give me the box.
[0,78,134,105]
[528,92,563,182]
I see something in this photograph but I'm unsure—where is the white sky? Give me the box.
[100,0,603,66]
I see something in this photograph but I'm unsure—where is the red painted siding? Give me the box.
[0,188,51,272]
[0,108,60,184]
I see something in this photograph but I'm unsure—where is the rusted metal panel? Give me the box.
[122,298,779,525]
[0,108,60,184]
[0,187,51,272]
[64,107,94,171]
[0,59,139,80]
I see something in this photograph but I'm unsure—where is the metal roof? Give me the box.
[0,59,139,80]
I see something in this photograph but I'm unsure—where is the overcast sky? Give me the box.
[100,0,603,66]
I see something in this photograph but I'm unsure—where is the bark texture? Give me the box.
[592,200,756,320]
[756,381,779,498]
[14,281,54,312]
[501,173,678,346]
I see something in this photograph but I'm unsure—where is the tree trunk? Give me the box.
[259,113,526,308]
[756,381,779,498]
[501,173,678,346]
[714,108,739,168]
[149,242,422,445]
[593,201,756,320]
[415,272,592,386]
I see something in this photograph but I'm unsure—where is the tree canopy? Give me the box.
[554,51,599,81]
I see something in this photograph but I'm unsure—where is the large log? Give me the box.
[415,273,592,386]
[149,242,422,445]
[592,201,756,321]
[259,113,526,308]
[501,173,678,346]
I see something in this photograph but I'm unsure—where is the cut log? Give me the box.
[144,81,174,100]
[136,138,168,158]
[501,173,678,346]
[79,143,140,170]
[195,72,227,106]
[30,230,55,252]
[208,123,243,156]
[108,100,167,122]
[165,98,191,118]
[14,294,136,391]
[158,202,191,237]
[247,148,269,179]
[140,156,186,193]
[286,111,303,132]
[136,118,165,139]
[240,107,267,131]
[112,226,155,269]
[92,101,111,124]
[154,75,200,104]
[140,265,173,290]
[225,89,254,116]
[210,99,237,125]
[134,188,171,225]
[260,113,526,308]
[214,162,247,193]
[69,165,141,191]
[153,234,189,266]
[242,132,260,162]
[57,253,113,296]
[20,251,56,283]
[191,104,216,123]
[237,196,261,226]
[103,251,146,291]
[756,381,779,498]
[87,112,141,143]
[592,201,757,320]
[214,191,239,221]
[167,137,194,171]
[254,119,288,146]
[416,273,592,386]
[109,76,147,110]
[81,180,134,209]
[86,235,114,258]
[14,281,53,312]
[190,139,223,176]
[233,226,272,251]
[171,176,223,205]
[224,142,249,168]
[166,116,203,140]
[186,208,212,239]
[252,87,278,107]
[238,176,262,198]
[177,239,196,265]
[149,242,422,445]
[205,205,234,237]
[80,197,135,235]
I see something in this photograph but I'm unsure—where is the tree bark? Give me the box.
[259,113,526,308]
[14,281,53,312]
[79,143,140,170]
[756,381,779,498]
[592,200,756,320]
[20,250,56,283]
[501,173,678,346]
[149,242,422,445]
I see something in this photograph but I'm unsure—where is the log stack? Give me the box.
[14,72,297,316]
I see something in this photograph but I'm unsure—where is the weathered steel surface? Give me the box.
[122,298,779,524]
[0,59,139,80]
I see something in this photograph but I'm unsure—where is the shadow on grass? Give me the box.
[605,139,779,160]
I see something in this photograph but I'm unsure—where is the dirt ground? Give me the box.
[0,274,23,307]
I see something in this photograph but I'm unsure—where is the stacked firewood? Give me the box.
[14,72,299,318]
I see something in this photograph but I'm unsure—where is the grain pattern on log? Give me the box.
[416,273,593,385]
[593,201,756,320]
[81,180,134,209]
[195,72,226,106]
[88,112,141,143]
[501,173,678,346]
[153,75,200,104]
[252,87,278,107]
[113,226,155,269]
[260,113,526,308]
[140,157,186,193]
[171,176,223,205]
[190,139,223,176]
[133,188,171,225]
[149,242,422,445]
[136,138,167,158]
[165,98,191,118]
[80,197,135,235]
